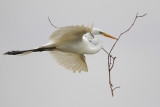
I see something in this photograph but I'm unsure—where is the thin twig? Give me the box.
[113,86,120,91]
[48,17,58,28]
[110,57,116,70]
[102,48,109,54]
[108,13,147,97]
[109,13,147,54]
[102,48,115,59]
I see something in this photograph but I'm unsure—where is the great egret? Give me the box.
[4,25,117,72]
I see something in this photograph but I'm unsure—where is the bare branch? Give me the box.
[107,13,147,97]
[102,48,115,59]
[110,57,116,70]
[102,48,109,55]
[113,86,120,91]
[109,13,147,54]
[48,17,58,28]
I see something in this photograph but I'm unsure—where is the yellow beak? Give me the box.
[102,32,117,40]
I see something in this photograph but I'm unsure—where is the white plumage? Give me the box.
[4,24,117,73]
[50,50,88,73]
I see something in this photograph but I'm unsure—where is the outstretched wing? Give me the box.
[50,50,88,73]
[49,25,93,44]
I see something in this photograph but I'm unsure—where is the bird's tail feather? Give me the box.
[3,47,56,55]
[4,50,32,55]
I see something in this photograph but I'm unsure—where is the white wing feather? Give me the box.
[50,50,88,73]
[49,25,93,44]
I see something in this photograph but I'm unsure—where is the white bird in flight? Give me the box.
[4,24,117,73]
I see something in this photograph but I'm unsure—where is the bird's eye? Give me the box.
[99,31,103,34]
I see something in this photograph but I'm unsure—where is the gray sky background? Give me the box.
[0,0,160,107]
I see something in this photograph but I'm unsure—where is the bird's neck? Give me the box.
[87,42,103,54]
[82,37,103,54]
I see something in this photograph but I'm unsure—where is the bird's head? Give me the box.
[91,28,117,40]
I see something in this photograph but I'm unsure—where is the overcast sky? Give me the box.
[0,0,160,107]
